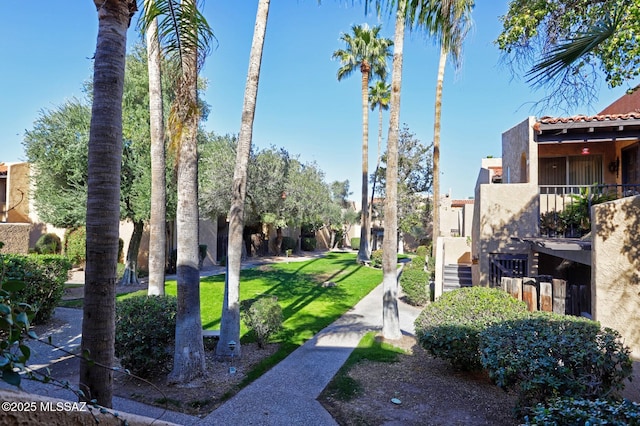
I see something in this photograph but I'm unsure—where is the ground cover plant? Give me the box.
[524,397,640,425]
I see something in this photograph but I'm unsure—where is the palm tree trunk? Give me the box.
[358,68,371,263]
[217,0,270,359]
[119,219,143,285]
[146,12,167,296]
[81,0,135,407]
[432,44,447,254]
[369,104,384,229]
[169,0,206,384]
[381,0,406,341]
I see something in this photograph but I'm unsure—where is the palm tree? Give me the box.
[141,0,214,384]
[217,0,271,359]
[428,0,474,251]
[145,7,167,296]
[368,80,391,228]
[381,0,407,340]
[333,24,393,264]
[80,0,137,408]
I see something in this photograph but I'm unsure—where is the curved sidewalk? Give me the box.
[200,281,423,426]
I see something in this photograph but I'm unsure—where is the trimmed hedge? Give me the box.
[64,226,86,266]
[480,313,633,413]
[350,237,360,250]
[115,295,177,376]
[414,287,529,370]
[525,398,640,425]
[1,254,72,324]
[34,233,62,254]
[281,236,297,252]
[400,266,429,306]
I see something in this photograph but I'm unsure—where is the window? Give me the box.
[539,155,602,186]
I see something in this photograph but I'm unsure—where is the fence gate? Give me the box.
[489,253,528,287]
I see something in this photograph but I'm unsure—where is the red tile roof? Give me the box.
[537,112,640,126]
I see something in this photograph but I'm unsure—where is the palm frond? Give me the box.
[527,5,625,86]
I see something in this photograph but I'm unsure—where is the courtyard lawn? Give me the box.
[119,251,383,385]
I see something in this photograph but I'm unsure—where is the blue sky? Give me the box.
[0,1,634,199]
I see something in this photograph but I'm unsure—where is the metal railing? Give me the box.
[539,184,640,238]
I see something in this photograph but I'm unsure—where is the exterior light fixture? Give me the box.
[228,340,237,374]
[581,147,590,155]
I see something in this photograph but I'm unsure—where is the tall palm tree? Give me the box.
[333,24,393,264]
[217,0,271,359]
[141,0,214,384]
[368,80,391,227]
[145,6,167,296]
[381,0,407,340]
[81,0,137,408]
[428,0,474,251]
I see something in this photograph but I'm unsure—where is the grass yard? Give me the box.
[119,251,383,385]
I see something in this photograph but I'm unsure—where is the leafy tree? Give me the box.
[328,180,359,249]
[198,132,237,220]
[375,124,433,249]
[497,0,640,111]
[333,24,393,264]
[218,0,271,359]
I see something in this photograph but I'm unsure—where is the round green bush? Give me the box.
[370,249,383,268]
[34,233,62,254]
[480,313,633,413]
[400,267,429,306]
[414,286,528,370]
[115,295,177,376]
[241,297,283,348]
[281,236,297,252]
[525,398,640,425]
[415,245,428,258]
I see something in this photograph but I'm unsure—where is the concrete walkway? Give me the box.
[201,280,423,425]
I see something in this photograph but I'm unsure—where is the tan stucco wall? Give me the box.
[0,388,179,425]
[6,163,30,223]
[592,195,640,358]
[473,183,539,286]
[502,117,536,185]
[443,236,471,265]
[0,223,31,254]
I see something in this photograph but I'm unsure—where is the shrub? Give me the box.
[414,287,528,370]
[34,233,62,254]
[2,254,72,324]
[524,398,640,425]
[198,244,207,269]
[400,267,429,306]
[0,242,38,387]
[64,226,86,267]
[115,295,177,376]
[415,245,428,258]
[301,237,316,251]
[281,236,297,252]
[350,237,360,250]
[407,255,426,271]
[370,249,383,268]
[479,313,633,413]
[241,297,283,348]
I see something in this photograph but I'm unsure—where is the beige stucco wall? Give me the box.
[473,183,539,286]
[5,163,31,223]
[592,195,640,358]
[443,236,471,265]
[0,223,31,254]
[501,117,536,185]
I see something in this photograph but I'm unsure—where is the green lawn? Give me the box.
[120,251,383,385]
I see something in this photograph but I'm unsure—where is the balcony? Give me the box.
[539,184,640,238]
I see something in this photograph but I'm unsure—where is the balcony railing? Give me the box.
[539,184,640,238]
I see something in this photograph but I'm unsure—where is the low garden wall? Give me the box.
[0,223,30,254]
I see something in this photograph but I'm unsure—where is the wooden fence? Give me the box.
[500,276,591,317]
